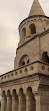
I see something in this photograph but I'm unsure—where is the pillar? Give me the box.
[26,88,36,111]
[26,94,34,111]
[26,25,30,37]
[6,95,12,111]
[12,94,18,111]
[18,92,26,111]
[1,95,7,111]
[35,93,41,111]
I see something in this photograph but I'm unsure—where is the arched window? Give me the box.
[19,55,29,67]
[42,51,49,63]
[22,27,26,37]
[29,24,36,34]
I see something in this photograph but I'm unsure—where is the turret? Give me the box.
[14,0,49,69]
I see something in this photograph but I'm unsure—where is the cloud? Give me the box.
[0,0,49,74]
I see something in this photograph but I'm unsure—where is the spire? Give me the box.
[28,0,45,17]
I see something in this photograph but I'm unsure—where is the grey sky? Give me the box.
[0,0,49,74]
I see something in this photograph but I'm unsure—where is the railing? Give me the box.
[0,61,49,83]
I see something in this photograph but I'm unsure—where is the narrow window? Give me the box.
[29,24,36,34]
[27,59,29,64]
[22,27,26,37]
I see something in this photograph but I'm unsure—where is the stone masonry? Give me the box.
[0,0,49,111]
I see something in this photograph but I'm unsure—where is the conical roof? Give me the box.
[29,0,45,17]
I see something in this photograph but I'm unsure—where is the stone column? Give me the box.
[26,25,30,37]
[26,94,32,111]
[35,94,41,111]
[26,93,36,111]
[6,95,12,111]
[1,95,7,111]
[18,94,26,111]
[12,95,18,111]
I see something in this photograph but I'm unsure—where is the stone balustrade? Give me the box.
[0,61,49,83]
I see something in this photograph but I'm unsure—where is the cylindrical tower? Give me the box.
[14,0,49,69]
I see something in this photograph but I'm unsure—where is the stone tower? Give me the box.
[0,0,49,111]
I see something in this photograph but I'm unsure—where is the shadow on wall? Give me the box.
[42,51,49,63]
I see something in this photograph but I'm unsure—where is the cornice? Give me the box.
[17,29,49,50]
[19,15,49,28]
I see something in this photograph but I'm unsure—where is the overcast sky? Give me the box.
[0,0,49,75]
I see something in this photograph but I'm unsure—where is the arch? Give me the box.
[19,55,29,67]
[2,90,5,97]
[42,51,49,63]
[26,87,32,94]
[2,90,5,94]
[19,88,23,95]
[12,89,18,102]
[12,89,16,95]
[29,23,36,34]
[19,88,26,98]
[7,90,11,96]
[22,27,26,37]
